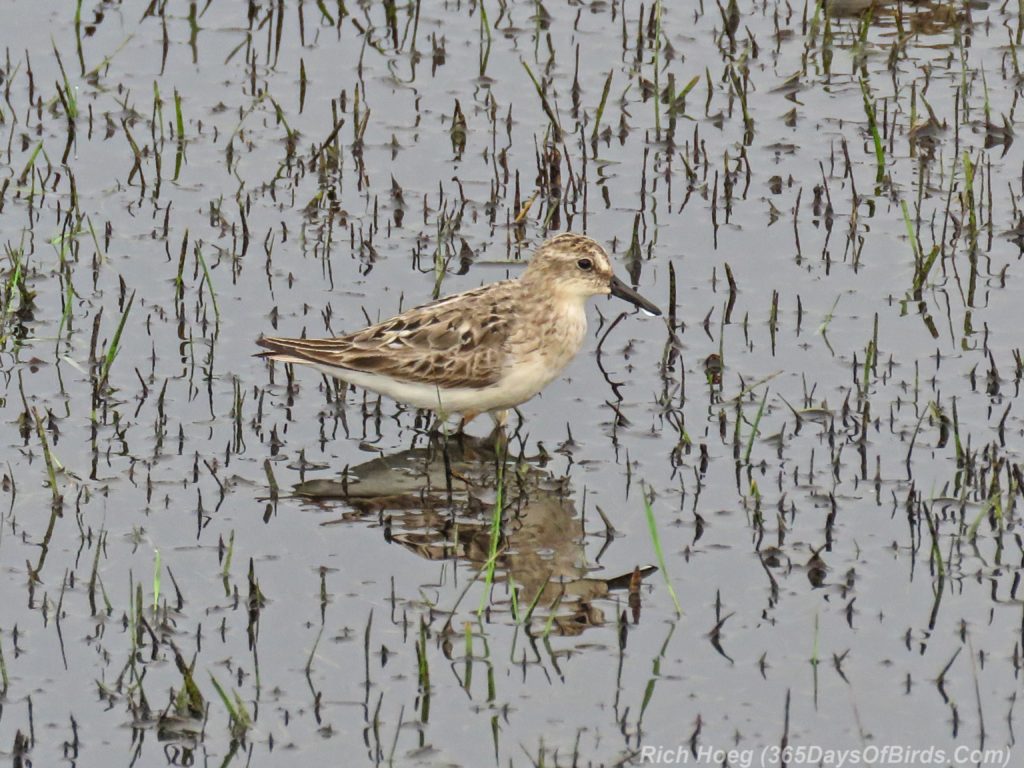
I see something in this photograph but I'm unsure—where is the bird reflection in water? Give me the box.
[292,435,655,636]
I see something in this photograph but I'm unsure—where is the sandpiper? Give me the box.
[256,233,661,426]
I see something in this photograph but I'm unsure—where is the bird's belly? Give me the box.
[305,362,549,415]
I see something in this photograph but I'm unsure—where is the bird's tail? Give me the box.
[254,336,315,366]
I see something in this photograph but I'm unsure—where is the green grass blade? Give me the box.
[152,548,161,614]
[743,388,769,465]
[99,290,135,387]
[643,486,682,616]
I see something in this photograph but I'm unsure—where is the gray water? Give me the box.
[0,1,1022,766]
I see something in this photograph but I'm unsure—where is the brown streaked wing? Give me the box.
[257,283,515,388]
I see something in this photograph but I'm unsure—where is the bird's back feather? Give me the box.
[256,282,517,389]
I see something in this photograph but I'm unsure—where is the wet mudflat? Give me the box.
[1,0,1023,765]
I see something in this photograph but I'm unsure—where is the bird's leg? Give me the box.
[456,411,479,435]
[480,410,509,453]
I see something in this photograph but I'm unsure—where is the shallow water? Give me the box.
[0,1,1022,765]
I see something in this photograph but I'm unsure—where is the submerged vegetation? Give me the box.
[0,0,1022,765]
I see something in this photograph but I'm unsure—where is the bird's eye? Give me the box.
[577,258,593,271]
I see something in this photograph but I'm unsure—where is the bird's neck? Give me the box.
[534,291,589,363]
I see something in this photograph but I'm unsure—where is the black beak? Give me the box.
[609,275,662,316]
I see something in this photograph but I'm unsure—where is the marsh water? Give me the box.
[1,0,1023,765]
